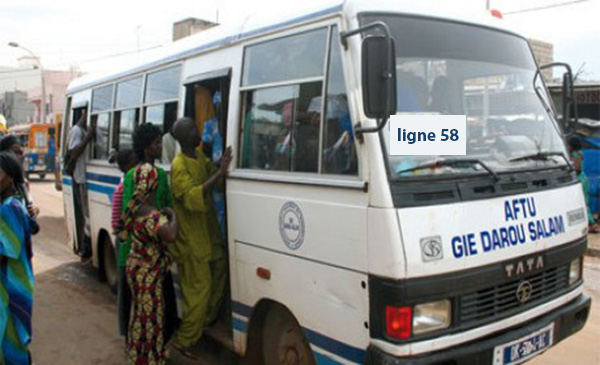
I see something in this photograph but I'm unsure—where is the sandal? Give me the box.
[170,342,200,361]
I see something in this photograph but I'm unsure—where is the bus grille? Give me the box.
[459,264,569,327]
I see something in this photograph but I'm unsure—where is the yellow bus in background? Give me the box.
[9,123,57,179]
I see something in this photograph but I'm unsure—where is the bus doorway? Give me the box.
[182,70,234,346]
[68,105,91,257]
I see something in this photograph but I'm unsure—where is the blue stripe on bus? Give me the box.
[313,351,343,365]
[303,327,365,364]
[86,172,121,185]
[68,3,343,93]
[87,182,116,202]
[232,300,253,318]
[231,300,365,364]
[232,317,249,333]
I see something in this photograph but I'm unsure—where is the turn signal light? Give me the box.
[385,305,412,339]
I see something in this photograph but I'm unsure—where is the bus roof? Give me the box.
[67,0,511,95]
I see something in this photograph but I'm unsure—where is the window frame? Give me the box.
[237,22,361,182]
[142,65,182,135]
[85,63,183,165]
[90,83,116,162]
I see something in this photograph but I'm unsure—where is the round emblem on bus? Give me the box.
[279,201,305,250]
[516,281,533,304]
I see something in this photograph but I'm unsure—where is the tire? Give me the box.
[262,305,316,365]
[102,238,118,294]
[39,173,46,180]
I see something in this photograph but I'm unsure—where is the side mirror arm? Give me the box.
[340,21,395,139]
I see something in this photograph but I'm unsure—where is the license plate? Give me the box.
[493,323,554,365]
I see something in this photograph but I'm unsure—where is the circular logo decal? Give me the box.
[516,281,533,304]
[279,201,305,250]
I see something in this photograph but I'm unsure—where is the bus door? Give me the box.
[183,68,232,339]
[62,99,90,254]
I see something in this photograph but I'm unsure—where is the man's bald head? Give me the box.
[172,117,200,149]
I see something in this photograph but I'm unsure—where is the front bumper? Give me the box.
[366,293,591,364]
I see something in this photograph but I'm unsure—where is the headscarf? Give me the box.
[123,163,159,232]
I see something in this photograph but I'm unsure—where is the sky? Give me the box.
[0,0,599,82]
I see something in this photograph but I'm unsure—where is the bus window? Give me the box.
[92,84,114,160]
[242,28,327,86]
[114,109,138,151]
[92,113,110,160]
[116,76,143,109]
[240,26,356,175]
[145,102,177,135]
[92,84,114,112]
[145,66,180,103]
[322,26,357,175]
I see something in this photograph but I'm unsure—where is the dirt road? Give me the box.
[27,178,600,364]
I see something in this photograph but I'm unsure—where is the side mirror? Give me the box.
[361,36,397,120]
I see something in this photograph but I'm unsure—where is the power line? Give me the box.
[504,0,591,15]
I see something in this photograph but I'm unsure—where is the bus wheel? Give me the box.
[102,238,118,294]
[262,305,315,365]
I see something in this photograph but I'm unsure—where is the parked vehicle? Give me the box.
[9,123,57,179]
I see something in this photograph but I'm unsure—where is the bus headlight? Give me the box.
[569,257,583,286]
[413,299,451,335]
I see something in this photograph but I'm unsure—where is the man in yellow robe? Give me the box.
[169,117,232,354]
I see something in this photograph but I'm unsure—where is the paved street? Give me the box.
[28,178,600,364]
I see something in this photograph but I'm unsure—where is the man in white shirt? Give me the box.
[67,111,95,258]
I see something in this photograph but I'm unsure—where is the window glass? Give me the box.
[322,27,356,175]
[91,85,113,112]
[92,113,110,159]
[241,81,322,172]
[242,28,328,86]
[145,102,178,135]
[116,77,143,109]
[145,66,181,103]
[114,109,138,151]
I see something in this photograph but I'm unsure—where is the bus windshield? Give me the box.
[361,15,567,178]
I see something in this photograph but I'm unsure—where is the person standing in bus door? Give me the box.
[121,123,178,340]
[66,111,95,258]
[0,152,35,364]
[0,135,40,237]
[110,149,138,341]
[168,117,232,359]
[124,163,178,365]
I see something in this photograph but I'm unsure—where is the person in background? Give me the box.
[201,91,226,238]
[47,133,56,173]
[67,111,95,258]
[0,152,35,364]
[124,163,178,365]
[169,117,232,359]
[161,126,180,165]
[0,135,40,237]
[121,123,177,341]
[111,149,138,340]
[569,136,599,232]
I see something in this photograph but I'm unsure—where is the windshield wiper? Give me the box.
[396,158,499,180]
[509,151,572,169]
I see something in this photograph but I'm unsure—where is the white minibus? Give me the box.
[60,1,591,363]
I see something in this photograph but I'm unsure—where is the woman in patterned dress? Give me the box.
[124,163,177,364]
[0,152,34,364]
